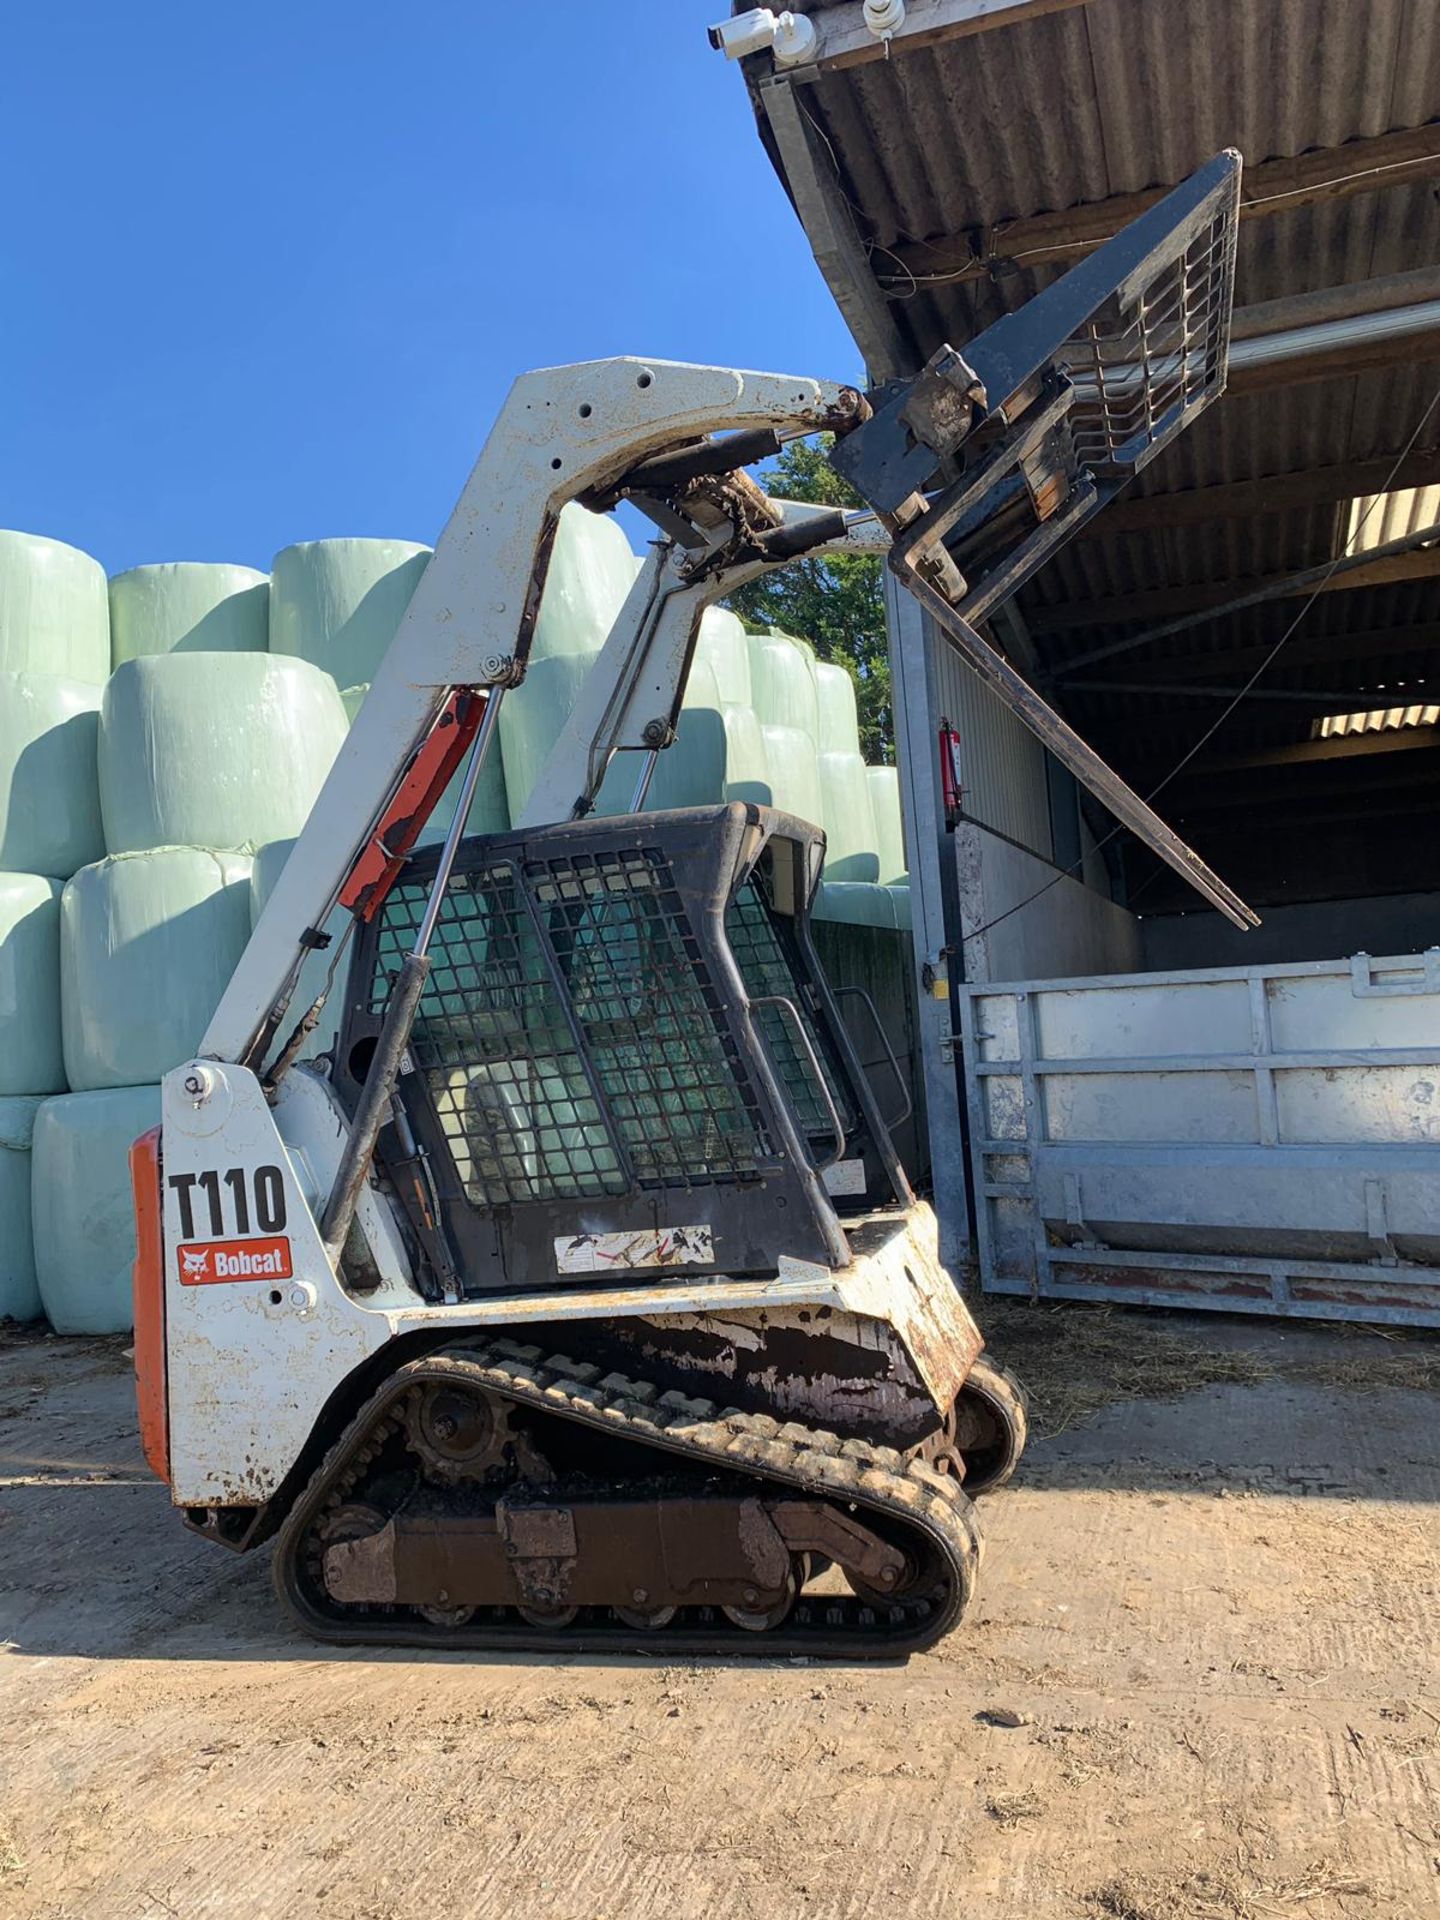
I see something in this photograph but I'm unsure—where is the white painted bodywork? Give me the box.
[161,1060,975,1506]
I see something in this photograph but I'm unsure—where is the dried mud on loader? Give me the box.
[1,1304,1437,1920]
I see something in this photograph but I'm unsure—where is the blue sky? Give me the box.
[1,3,859,575]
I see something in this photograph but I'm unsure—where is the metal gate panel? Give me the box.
[956,950,1440,1326]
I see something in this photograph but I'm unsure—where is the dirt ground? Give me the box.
[1,1304,1437,1920]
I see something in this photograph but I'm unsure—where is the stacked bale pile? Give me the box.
[37,560,352,1331]
[0,533,109,1322]
[2,505,915,1333]
[250,537,447,1060]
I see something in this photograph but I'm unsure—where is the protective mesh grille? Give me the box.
[1060,189,1238,476]
[371,849,771,1207]
[726,883,853,1144]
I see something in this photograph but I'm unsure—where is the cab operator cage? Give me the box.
[333,804,912,1299]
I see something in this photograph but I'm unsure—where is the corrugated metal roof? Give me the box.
[739,0,1440,821]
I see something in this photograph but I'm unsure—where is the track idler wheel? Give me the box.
[952,1356,1029,1495]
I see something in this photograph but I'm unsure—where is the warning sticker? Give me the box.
[555,1226,714,1275]
[177,1237,294,1285]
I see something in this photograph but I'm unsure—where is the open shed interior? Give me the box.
[739,0,1440,986]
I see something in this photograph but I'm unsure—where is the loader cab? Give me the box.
[332,802,913,1304]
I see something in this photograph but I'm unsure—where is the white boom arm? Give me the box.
[202,357,869,1065]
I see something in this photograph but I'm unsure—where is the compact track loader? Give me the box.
[132,153,1245,1656]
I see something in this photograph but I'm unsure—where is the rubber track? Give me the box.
[273,1337,985,1659]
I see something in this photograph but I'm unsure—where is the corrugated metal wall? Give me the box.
[931,630,1054,859]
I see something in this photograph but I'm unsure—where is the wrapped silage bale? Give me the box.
[637,658,727,813]
[815,662,861,756]
[501,654,599,822]
[749,632,819,737]
[0,1096,44,1322]
[109,561,269,665]
[251,838,351,1061]
[718,704,771,806]
[817,750,880,882]
[814,881,904,929]
[866,766,908,883]
[32,1084,160,1335]
[530,503,642,665]
[61,847,253,1091]
[0,671,104,877]
[0,873,64,1094]
[0,530,110,683]
[694,607,752,707]
[500,506,641,820]
[760,723,823,827]
[269,538,431,690]
[341,684,509,844]
[99,653,349,854]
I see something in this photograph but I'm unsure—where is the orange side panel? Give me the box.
[130,1125,170,1484]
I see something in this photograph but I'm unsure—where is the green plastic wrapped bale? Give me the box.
[0,873,64,1095]
[498,509,642,820]
[99,653,349,854]
[419,727,510,846]
[815,661,861,756]
[635,659,727,813]
[748,633,818,736]
[760,723,823,827]
[817,749,880,882]
[694,607,752,707]
[110,562,269,665]
[500,654,596,822]
[866,766,908,883]
[0,1095,44,1321]
[717,703,771,806]
[32,1084,160,1334]
[531,504,641,663]
[269,538,431,690]
[340,683,509,844]
[61,848,253,1091]
[814,881,903,928]
[0,670,104,878]
[0,530,110,683]
[251,839,356,1060]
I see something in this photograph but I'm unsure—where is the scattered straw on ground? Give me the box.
[978,1302,1276,1437]
[984,1789,1045,1828]
[979,1297,1440,1437]
[1089,1857,1372,1919]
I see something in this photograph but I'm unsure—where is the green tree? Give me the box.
[727,435,891,762]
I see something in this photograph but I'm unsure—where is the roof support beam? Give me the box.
[883,122,1440,288]
[1229,264,1440,340]
[1076,448,1440,539]
[1034,543,1440,638]
[788,0,1094,76]
[1224,297,1440,394]
[1061,680,1428,710]
[758,76,913,384]
[1176,727,1440,773]
[1072,621,1440,681]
